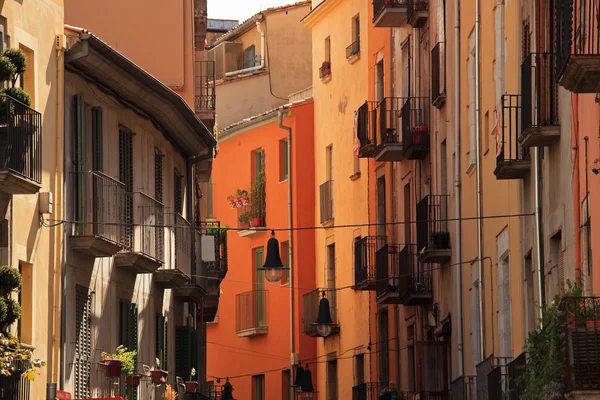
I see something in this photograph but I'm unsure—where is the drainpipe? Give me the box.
[278,109,294,399]
[534,147,545,325]
[474,0,485,362]
[225,15,265,77]
[454,0,465,378]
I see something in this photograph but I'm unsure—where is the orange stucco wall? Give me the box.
[207,101,316,399]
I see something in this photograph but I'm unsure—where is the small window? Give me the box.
[174,170,183,215]
[353,15,360,45]
[327,355,338,400]
[253,374,265,400]
[281,241,290,284]
[279,138,289,181]
[354,353,365,385]
[243,45,256,69]
[325,37,331,62]
[282,370,291,400]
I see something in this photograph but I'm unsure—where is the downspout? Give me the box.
[454,0,465,378]
[225,16,265,77]
[572,94,582,281]
[474,0,485,362]
[277,109,293,399]
[534,147,545,323]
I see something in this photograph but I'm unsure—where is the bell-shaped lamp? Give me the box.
[296,364,317,399]
[258,230,290,283]
[312,293,335,337]
[290,364,304,388]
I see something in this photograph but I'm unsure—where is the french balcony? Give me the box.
[0,94,42,195]
[319,61,332,82]
[450,375,476,400]
[407,0,428,28]
[236,289,268,337]
[302,288,339,337]
[374,243,402,304]
[506,352,527,400]
[346,40,360,63]
[0,358,31,400]
[114,192,164,274]
[494,95,530,180]
[237,185,267,237]
[199,222,228,282]
[372,0,408,28]
[520,53,560,147]
[70,171,128,257]
[398,244,432,305]
[555,0,600,93]
[560,297,600,394]
[416,194,451,263]
[352,382,382,400]
[354,236,388,290]
[414,341,449,399]
[375,97,405,162]
[319,180,334,225]
[431,42,446,109]
[480,356,512,400]
[194,60,216,113]
[356,101,378,158]
[401,97,430,160]
[154,213,191,289]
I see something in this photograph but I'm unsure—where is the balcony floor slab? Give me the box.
[373,7,407,27]
[173,283,206,303]
[403,143,429,160]
[559,55,600,94]
[403,291,433,306]
[153,268,190,289]
[114,252,162,274]
[376,291,404,305]
[519,125,560,147]
[407,9,428,28]
[375,143,404,162]
[418,248,451,264]
[236,327,268,338]
[238,228,268,238]
[0,171,41,195]
[70,235,123,258]
[494,160,531,180]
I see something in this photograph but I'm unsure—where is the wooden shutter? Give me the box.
[176,325,193,381]
[156,314,166,368]
[191,328,201,382]
[174,170,183,215]
[119,128,134,248]
[75,94,86,231]
[155,153,163,203]
[75,285,92,399]
[91,107,103,172]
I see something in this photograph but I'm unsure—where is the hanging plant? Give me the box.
[227,195,237,209]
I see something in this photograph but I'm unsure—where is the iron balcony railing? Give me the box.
[397,244,432,299]
[415,341,449,398]
[431,42,446,107]
[486,357,512,400]
[0,358,31,400]
[450,376,476,400]
[235,289,267,334]
[73,171,128,247]
[354,236,387,288]
[555,0,600,80]
[0,94,42,184]
[356,101,379,157]
[407,0,428,22]
[200,221,228,280]
[173,213,192,276]
[375,244,402,300]
[377,97,404,146]
[416,195,450,254]
[521,53,559,133]
[497,94,529,165]
[352,382,382,400]
[319,62,331,79]
[236,185,266,229]
[373,0,409,22]
[506,352,526,400]
[195,60,216,112]
[302,288,338,336]
[131,192,165,262]
[346,40,360,59]
[559,296,600,391]
[320,180,334,223]
[401,97,430,154]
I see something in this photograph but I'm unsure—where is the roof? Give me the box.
[207,19,239,32]
[63,25,216,157]
[209,1,311,48]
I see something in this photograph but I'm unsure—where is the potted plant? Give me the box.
[251,172,266,227]
[411,123,429,145]
[227,195,237,209]
[0,265,22,334]
[150,357,168,384]
[101,345,136,379]
[0,333,46,381]
[239,211,252,227]
[236,189,249,206]
[432,231,450,249]
[185,367,198,393]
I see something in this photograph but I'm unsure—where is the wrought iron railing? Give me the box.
[354,236,387,287]
[507,352,526,400]
[320,180,334,223]
[0,358,31,400]
[73,171,128,247]
[236,186,266,229]
[431,42,446,106]
[559,296,600,391]
[346,40,360,59]
[401,97,430,152]
[521,53,559,133]
[302,288,338,336]
[555,0,600,80]
[133,192,164,261]
[356,101,379,157]
[450,375,476,400]
[235,289,267,333]
[487,357,512,400]
[377,97,404,146]
[416,195,450,253]
[319,62,332,79]
[200,221,228,280]
[0,94,42,184]
[174,213,192,276]
[407,0,428,21]
[397,244,431,298]
[195,60,216,112]
[497,94,528,165]
[352,382,382,400]
[373,0,409,22]
[375,244,402,300]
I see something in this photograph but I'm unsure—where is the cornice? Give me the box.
[301,0,345,28]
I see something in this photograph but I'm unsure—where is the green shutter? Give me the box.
[176,326,193,381]
[164,318,169,371]
[119,300,130,347]
[75,94,86,235]
[119,128,134,248]
[191,328,201,382]
[91,107,103,171]
[174,171,182,215]
[156,314,166,368]
[283,140,289,180]
[75,285,92,399]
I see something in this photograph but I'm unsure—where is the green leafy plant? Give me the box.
[207,224,228,240]
[0,56,16,83]
[101,345,137,376]
[0,333,46,381]
[0,265,21,297]
[3,87,30,107]
[251,171,266,219]
[0,266,22,332]
[2,48,26,87]
[238,211,252,225]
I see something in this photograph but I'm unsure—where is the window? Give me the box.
[404,183,411,243]
[441,141,448,195]
[327,355,338,400]
[92,108,103,172]
[354,354,365,386]
[279,138,289,181]
[17,262,32,344]
[253,374,265,400]
[243,45,256,69]
[523,253,536,336]
[282,370,291,400]
[156,313,168,370]
[155,151,163,202]
[119,300,139,368]
[353,15,360,45]
[74,285,92,399]
[254,247,266,327]
[376,60,384,102]
[401,39,410,97]
[174,170,183,215]
[281,241,290,285]
[378,309,389,385]
[325,36,331,62]
[467,33,477,169]
[119,127,134,247]
[326,244,336,291]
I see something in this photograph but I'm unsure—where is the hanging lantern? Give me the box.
[296,364,317,399]
[313,291,335,337]
[291,364,304,388]
[258,230,289,283]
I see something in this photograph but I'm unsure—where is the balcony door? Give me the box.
[377,177,386,248]
[119,127,134,249]
[255,247,266,327]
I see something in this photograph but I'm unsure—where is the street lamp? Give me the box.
[313,291,335,337]
[290,364,304,388]
[296,364,317,399]
[259,230,289,283]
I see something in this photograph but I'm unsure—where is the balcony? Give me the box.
[236,289,268,337]
[414,341,449,399]
[0,358,31,400]
[194,60,216,113]
[494,95,530,179]
[237,185,267,237]
[481,357,512,400]
[114,192,164,274]
[374,243,402,304]
[354,236,388,290]
[154,214,191,289]
[346,40,360,63]
[374,97,405,162]
[555,0,600,93]
[302,288,339,337]
[203,285,220,323]
[416,195,451,263]
[373,0,408,28]
[200,222,228,282]
[407,0,428,28]
[352,382,381,400]
[398,244,432,305]
[560,297,600,393]
[451,376,476,400]
[356,101,378,158]
[520,53,560,147]
[0,95,42,195]
[401,97,430,160]
[506,352,526,400]
[431,42,446,108]
[70,171,128,257]
[320,180,333,225]
[319,61,332,82]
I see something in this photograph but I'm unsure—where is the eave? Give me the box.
[301,0,345,27]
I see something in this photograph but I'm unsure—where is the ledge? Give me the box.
[238,228,268,238]
[321,219,334,228]
[236,326,268,338]
[347,53,360,64]
[320,73,332,83]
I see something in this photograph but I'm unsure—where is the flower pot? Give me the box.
[150,369,168,384]
[185,381,198,393]
[386,0,395,4]
[229,201,237,209]
[433,232,450,249]
[126,374,140,387]
[100,359,122,378]
[251,217,263,228]
[236,199,243,207]
[241,196,249,205]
